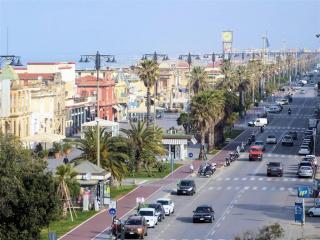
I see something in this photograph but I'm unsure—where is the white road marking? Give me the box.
[242,177,247,180]
[226,186,232,190]
[217,186,223,190]
[235,186,240,190]
[284,178,289,181]
[291,178,297,181]
[258,177,264,181]
[209,186,214,190]
[244,186,250,190]
[280,187,285,191]
[262,186,268,190]
[250,177,255,181]
[217,177,223,181]
[234,177,239,181]
[253,186,258,190]
[267,178,272,181]
[226,177,231,181]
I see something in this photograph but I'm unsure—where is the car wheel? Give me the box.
[209,217,213,223]
[193,219,197,223]
[145,230,148,236]
[309,212,314,217]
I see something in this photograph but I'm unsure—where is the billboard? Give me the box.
[222,31,233,54]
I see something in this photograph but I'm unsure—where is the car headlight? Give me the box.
[137,228,143,233]
[188,187,193,191]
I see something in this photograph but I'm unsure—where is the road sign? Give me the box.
[136,197,145,204]
[298,186,313,198]
[110,200,117,209]
[108,208,116,216]
[188,152,193,158]
[294,200,305,224]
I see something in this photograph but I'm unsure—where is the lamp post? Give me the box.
[141,51,168,125]
[0,55,23,67]
[203,52,216,68]
[79,51,116,167]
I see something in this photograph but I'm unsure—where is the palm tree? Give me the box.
[56,164,78,220]
[138,60,159,126]
[73,128,129,183]
[121,121,165,173]
[191,90,224,158]
[190,66,209,94]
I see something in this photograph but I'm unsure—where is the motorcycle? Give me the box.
[288,109,291,115]
[229,152,239,162]
[198,163,216,177]
[111,217,123,238]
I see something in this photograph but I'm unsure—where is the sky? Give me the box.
[0,0,319,65]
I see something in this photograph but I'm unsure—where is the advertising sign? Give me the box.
[294,200,305,224]
[222,31,233,42]
[298,186,313,198]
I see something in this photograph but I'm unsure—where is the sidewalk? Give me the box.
[59,128,252,240]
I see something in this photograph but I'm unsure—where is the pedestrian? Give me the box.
[225,157,230,167]
[236,145,240,154]
[63,156,69,164]
[189,163,194,173]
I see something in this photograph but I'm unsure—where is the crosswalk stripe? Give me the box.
[242,177,247,181]
[234,178,239,181]
[227,186,232,190]
[253,186,258,190]
[262,186,267,190]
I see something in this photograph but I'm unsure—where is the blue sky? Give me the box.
[0,0,319,65]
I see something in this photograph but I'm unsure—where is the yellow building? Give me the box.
[0,66,31,138]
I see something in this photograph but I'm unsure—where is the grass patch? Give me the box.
[40,211,96,240]
[224,129,244,139]
[111,185,137,200]
[126,163,182,178]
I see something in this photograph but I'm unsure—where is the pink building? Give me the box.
[76,72,117,121]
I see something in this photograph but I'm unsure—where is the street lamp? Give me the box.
[79,51,116,167]
[203,52,216,68]
[0,55,23,67]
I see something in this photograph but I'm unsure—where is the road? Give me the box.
[95,85,320,240]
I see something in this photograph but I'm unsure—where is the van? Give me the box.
[254,118,268,127]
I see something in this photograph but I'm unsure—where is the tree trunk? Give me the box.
[198,132,205,160]
[239,90,244,118]
[207,127,215,151]
[146,81,151,127]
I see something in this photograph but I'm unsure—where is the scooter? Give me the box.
[288,109,291,115]
[198,163,216,177]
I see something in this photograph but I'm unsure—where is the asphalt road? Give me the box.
[97,85,320,240]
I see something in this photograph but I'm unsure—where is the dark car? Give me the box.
[193,205,215,223]
[287,131,298,140]
[257,112,267,118]
[267,162,283,177]
[177,179,196,195]
[124,215,148,239]
[146,203,165,222]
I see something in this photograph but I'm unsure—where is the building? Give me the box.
[0,66,31,138]
[76,71,117,121]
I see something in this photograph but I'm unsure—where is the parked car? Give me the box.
[257,112,268,118]
[276,98,289,105]
[192,205,215,223]
[156,198,175,216]
[267,162,283,177]
[253,140,266,151]
[287,131,298,140]
[249,146,263,161]
[266,135,277,144]
[124,215,148,239]
[267,106,281,113]
[297,166,314,178]
[299,145,311,155]
[308,206,320,217]
[281,135,294,146]
[303,155,318,167]
[137,208,158,228]
[177,179,196,195]
[146,203,165,222]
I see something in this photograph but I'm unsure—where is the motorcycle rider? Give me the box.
[260,126,264,133]
[189,163,194,173]
[288,108,291,115]
[225,157,230,166]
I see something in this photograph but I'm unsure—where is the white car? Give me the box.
[138,208,158,228]
[266,135,277,144]
[275,99,288,105]
[156,198,175,215]
[297,166,313,178]
[298,146,311,155]
[308,206,320,217]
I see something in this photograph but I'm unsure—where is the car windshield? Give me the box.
[250,147,261,151]
[268,162,280,167]
[268,136,276,138]
[126,219,142,225]
[147,204,159,210]
[255,141,263,145]
[157,200,169,205]
[180,180,193,186]
[195,207,212,213]
[139,210,153,216]
[284,136,292,139]
[300,166,312,170]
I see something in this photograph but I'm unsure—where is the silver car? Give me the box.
[298,166,313,178]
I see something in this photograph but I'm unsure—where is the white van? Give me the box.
[254,118,268,127]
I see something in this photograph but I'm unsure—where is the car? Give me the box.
[299,145,311,155]
[287,131,298,140]
[177,179,196,195]
[156,198,175,216]
[267,105,281,113]
[247,121,255,127]
[303,155,318,167]
[276,99,289,105]
[192,205,215,223]
[298,161,314,170]
[253,140,265,151]
[308,206,320,217]
[297,166,314,178]
[281,135,294,146]
[124,215,148,239]
[257,112,267,118]
[267,162,283,177]
[285,95,293,103]
[274,103,283,110]
[146,203,165,222]
[249,146,263,161]
[137,208,158,228]
[266,135,277,144]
